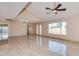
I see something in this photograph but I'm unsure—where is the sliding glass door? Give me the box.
[0,24,8,40]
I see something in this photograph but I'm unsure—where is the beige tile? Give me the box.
[0,36,79,56]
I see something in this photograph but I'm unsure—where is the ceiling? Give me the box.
[16,2,79,23]
[0,2,27,19]
[0,2,79,23]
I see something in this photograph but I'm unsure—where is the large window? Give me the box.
[0,24,8,40]
[48,22,67,35]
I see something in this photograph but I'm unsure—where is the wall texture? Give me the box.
[8,21,27,37]
[1,15,79,42]
[8,21,36,37]
[38,15,79,42]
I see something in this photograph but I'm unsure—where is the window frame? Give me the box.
[48,22,67,35]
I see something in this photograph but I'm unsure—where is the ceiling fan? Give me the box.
[46,3,66,15]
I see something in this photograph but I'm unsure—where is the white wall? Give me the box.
[39,15,79,42]
[67,15,79,41]
[8,21,27,37]
[8,21,36,37]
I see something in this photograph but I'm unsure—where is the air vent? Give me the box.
[5,19,12,21]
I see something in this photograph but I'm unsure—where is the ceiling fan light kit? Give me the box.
[53,10,57,12]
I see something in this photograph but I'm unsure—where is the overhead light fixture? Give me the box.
[53,10,57,13]
[46,2,66,15]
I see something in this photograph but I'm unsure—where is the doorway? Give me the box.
[36,24,42,35]
[0,24,8,40]
[27,25,31,35]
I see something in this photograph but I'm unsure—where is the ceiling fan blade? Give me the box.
[55,4,62,10]
[46,11,52,14]
[46,12,50,14]
[46,7,53,10]
[57,8,66,11]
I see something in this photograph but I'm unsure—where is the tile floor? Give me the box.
[0,35,79,56]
